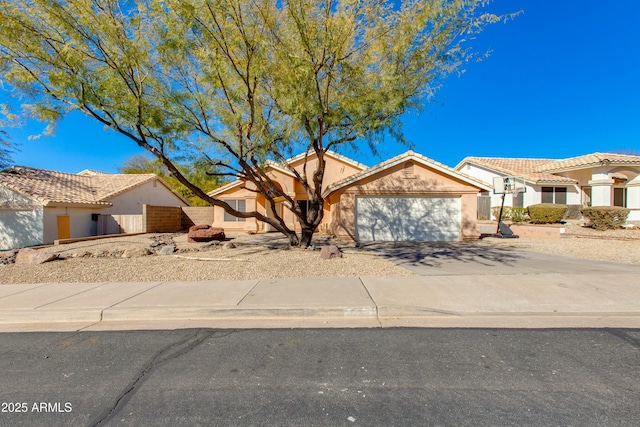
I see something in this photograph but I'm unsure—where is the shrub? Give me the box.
[491,206,511,221]
[581,206,630,230]
[510,207,530,223]
[527,203,567,224]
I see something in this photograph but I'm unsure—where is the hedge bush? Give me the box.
[527,203,567,224]
[581,206,630,230]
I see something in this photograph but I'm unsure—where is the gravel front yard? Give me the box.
[1,222,638,284]
[0,232,413,284]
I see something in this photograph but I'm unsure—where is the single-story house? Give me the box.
[0,166,189,250]
[455,152,640,221]
[209,150,491,242]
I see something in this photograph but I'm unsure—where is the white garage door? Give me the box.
[355,196,461,242]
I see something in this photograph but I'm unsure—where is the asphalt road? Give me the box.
[1,328,639,426]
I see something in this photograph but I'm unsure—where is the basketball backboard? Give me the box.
[493,176,526,195]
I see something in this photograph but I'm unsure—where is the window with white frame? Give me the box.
[223,199,246,222]
[541,187,567,204]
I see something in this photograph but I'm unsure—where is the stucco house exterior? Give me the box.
[209,150,491,242]
[455,153,640,221]
[0,166,189,250]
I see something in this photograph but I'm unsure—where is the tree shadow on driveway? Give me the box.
[358,241,529,275]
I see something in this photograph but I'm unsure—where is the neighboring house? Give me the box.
[0,167,189,250]
[455,152,640,221]
[209,150,491,242]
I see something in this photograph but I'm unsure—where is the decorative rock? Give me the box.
[319,245,342,259]
[15,248,59,265]
[157,245,176,256]
[188,225,225,242]
[121,247,152,258]
[0,250,19,265]
[74,250,92,258]
[92,250,109,258]
[222,242,236,250]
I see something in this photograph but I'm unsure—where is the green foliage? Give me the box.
[0,106,16,170]
[581,206,630,230]
[491,206,529,223]
[492,206,511,221]
[0,0,513,245]
[510,207,529,223]
[119,155,224,206]
[527,203,567,224]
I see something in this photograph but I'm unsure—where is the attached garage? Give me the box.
[324,151,492,243]
[356,196,461,241]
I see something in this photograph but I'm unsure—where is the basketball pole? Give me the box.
[496,192,506,234]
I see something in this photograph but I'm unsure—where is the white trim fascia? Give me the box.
[208,179,244,196]
[264,161,298,177]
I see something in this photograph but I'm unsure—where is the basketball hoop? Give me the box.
[512,187,524,199]
[492,176,527,235]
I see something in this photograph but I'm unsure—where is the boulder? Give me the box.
[15,248,59,265]
[188,225,225,242]
[319,245,342,259]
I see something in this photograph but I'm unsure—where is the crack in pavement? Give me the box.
[90,328,237,426]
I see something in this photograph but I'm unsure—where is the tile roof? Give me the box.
[0,166,159,207]
[459,157,577,184]
[536,152,640,172]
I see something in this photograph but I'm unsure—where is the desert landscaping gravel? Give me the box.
[1,222,638,284]
[0,232,413,284]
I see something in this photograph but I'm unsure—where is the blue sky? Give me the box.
[3,0,639,173]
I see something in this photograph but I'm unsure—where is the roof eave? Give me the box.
[43,201,112,208]
[324,151,492,197]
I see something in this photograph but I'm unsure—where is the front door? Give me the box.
[57,215,70,240]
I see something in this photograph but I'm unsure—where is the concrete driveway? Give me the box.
[360,240,640,276]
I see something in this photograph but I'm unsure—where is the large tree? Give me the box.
[0,132,12,170]
[0,0,510,246]
[118,154,224,206]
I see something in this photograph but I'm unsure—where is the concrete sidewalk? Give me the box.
[1,272,640,331]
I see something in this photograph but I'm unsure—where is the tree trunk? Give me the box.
[282,229,300,247]
[300,227,315,248]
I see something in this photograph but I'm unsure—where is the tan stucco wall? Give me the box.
[288,154,365,194]
[328,161,482,241]
[211,153,363,233]
[101,179,187,215]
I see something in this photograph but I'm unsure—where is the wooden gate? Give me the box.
[477,195,491,220]
[97,214,143,235]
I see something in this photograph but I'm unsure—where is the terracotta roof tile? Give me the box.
[0,166,157,206]
[536,152,640,172]
[461,157,576,184]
